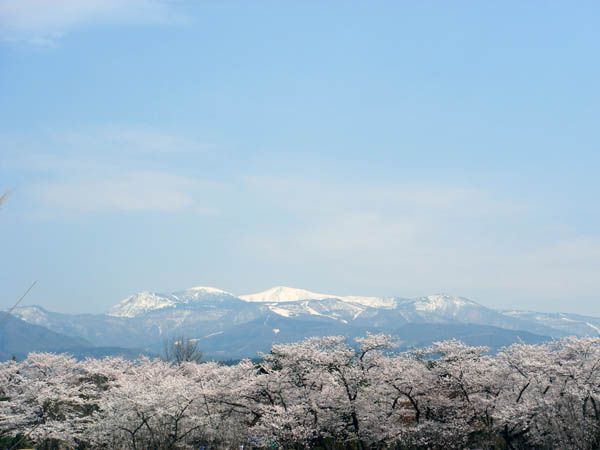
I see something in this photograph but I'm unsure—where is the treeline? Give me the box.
[2,335,600,449]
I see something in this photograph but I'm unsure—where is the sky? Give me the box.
[1,1,600,315]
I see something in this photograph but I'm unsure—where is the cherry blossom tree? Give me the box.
[0,353,100,447]
[2,335,600,449]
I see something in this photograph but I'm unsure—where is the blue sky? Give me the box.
[1,1,600,314]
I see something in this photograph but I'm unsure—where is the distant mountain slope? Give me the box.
[0,312,158,361]
[0,313,92,360]
[10,285,600,360]
[502,310,600,337]
[199,316,549,359]
[392,323,549,350]
[10,305,157,348]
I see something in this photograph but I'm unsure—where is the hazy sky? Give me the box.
[1,1,600,315]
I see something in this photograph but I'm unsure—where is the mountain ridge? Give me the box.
[8,285,600,360]
[107,285,487,318]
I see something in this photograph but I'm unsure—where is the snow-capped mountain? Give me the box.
[240,286,397,309]
[107,285,398,320]
[240,286,335,302]
[413,294,477,314]
[109,292,176,318]
[9,284,600,360]
[109,286,238,318]
[174,286,235,300]
[107,286,490,322]
[265,298,366,323]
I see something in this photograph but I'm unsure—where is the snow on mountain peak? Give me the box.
[239,286,397,308]
[107,284,479,319]
[108,286,238,317]
[240,286,335,303]
[175,286,236,301]
[108,291,175,318]
[11,305,49,324]
[342,295,397,309]
[186,286,233,295]
[414,294,478,313]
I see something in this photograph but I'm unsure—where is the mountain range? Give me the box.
[5,285,600,360]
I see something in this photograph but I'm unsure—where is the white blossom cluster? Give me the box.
[2,335,600,449]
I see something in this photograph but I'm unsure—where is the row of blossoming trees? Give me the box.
[2,335,600,449]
